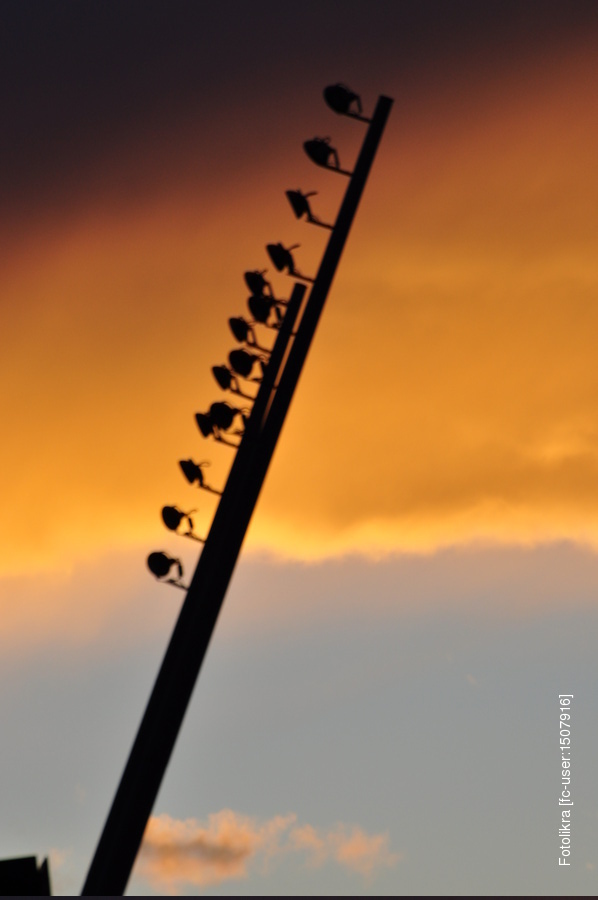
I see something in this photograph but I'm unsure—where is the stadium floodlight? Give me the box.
[195,411,214,438]
[195,401,248,446]
[244,270,274,298]
[286,190,333,229]
[303,137,351,176]
[212,364,255,399]
[323,83,370,122]
[146,551,187,589]
[210,401,248,432]
[161,505,204,542]
[178,459,221,495]
[228,348,266,381]
[248,294,284,327]
[212,364,235,391]
[228,316,271,351]
[229,316,255,344]
[266,242,314,283]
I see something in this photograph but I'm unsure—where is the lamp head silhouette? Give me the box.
[229,316,255,345]
[195,402,246,444]
[179,458,222,495]
[209,401,239,431]
[286,189,317,220]
[212,363,256,400]
[161,505,195,532]
[248,294,275,324]
[266,242,300,274]
[285,189,333,230]
[244,270,272,297]
[161,505,204,542]
[228,316,270,353]
[195,412,214,437]
[304,137,339,168]
[147,551,185,588]
[228,348,264,380]
[324,83,363,117]
[266,242,314,283]
[212,364,234,390]
[179,458,209,487]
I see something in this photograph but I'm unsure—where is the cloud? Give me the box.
[137,810,293,891]
[291,823,400,878]
[0,547,178,665]
[137,811,399,893]
[4,540,598,664]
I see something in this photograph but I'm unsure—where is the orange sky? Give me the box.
[2,41,598,576]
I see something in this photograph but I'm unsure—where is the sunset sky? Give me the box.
[2,1,598,895]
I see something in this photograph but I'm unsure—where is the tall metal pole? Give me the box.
[81,94,392,897]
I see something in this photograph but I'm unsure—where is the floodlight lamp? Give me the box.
[286,189,316,220]
[228,348,265,380]
[303,138,351,176]
[266,242,300,273]
[229,316,254,344]
[304,137,338,168]
[161,505,190,531]
[324,83,365,118]
[244,270,272,297]
[179,458,209,487]
[285,189,334,230]
[178,458,222,495]
[212,364,234,390]
[195,403,246,446]
[161,505,204,542]
[209,401,239,431]
[248,293,278,325]
[229,316,269,352]
[147,551,186,589]
[266,243,314,284]
[195,412,214,438]
[212,363,255,399]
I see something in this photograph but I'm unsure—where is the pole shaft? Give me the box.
[81,286,305,896]
[261,96,393,445]
[81,94,392,897]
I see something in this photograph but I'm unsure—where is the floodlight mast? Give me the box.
[81,93,392,897]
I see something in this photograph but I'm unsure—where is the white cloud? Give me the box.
[137,810,399,893]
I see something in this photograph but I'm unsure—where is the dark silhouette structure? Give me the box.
[212,364,255,399]
[244,270,273,297]
[82,89,393,896]
[228,316,271,352]
[0,856,51,896]
[195,401,248,446]
[266,241,299,273]
[146,551,186,588]
[324,83,368,121]
[178,459,221,494]
[266,242,314,282]
[303,137,352,176]
[161,506,204,542]
[286,189,333,229]
[229,316,256,345]
[247,292,283,326]
[228,348,264,380]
